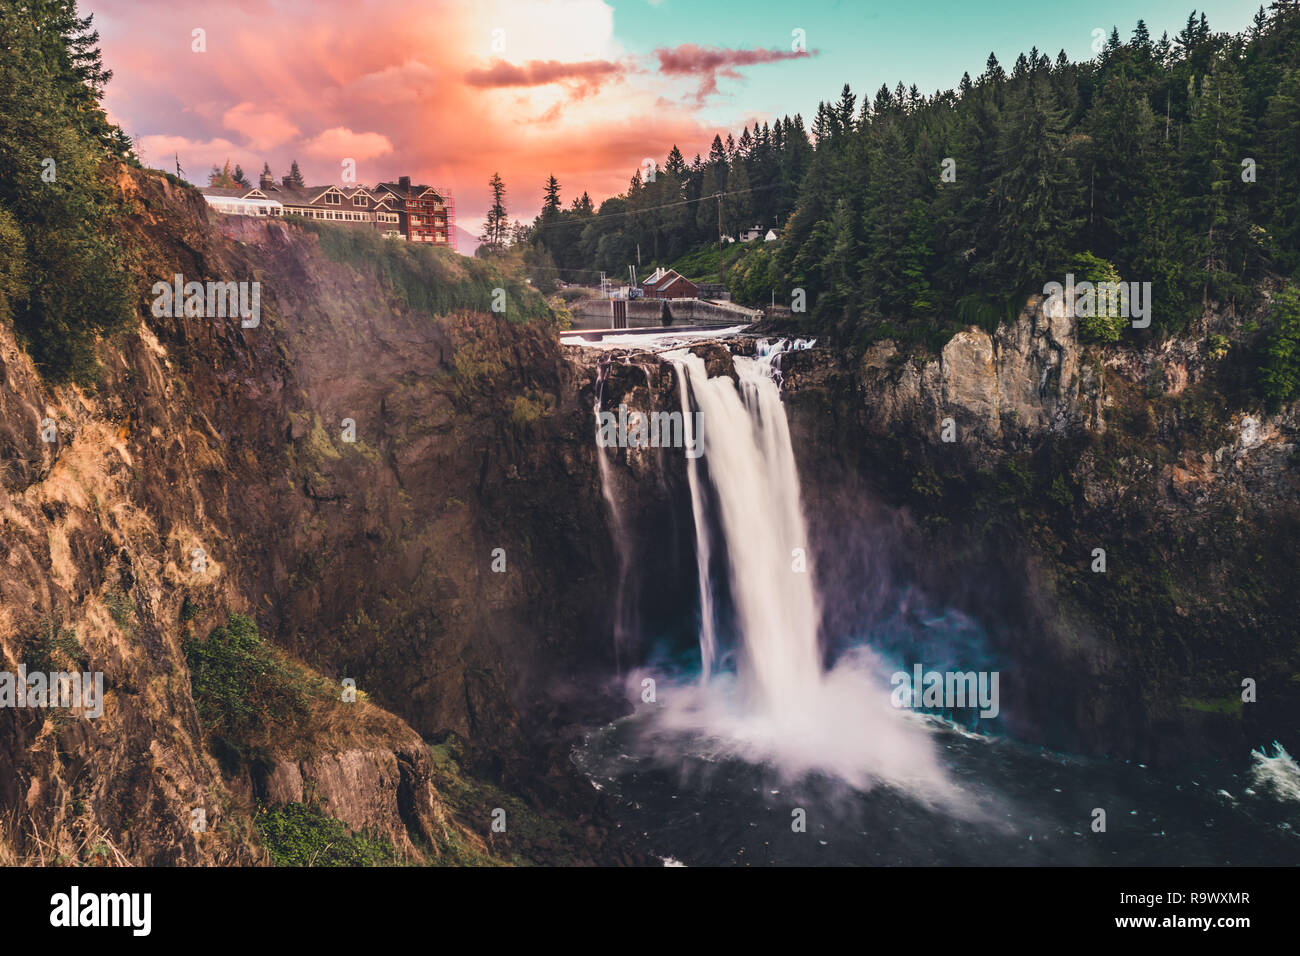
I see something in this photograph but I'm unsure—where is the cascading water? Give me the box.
[667,341,821,713]
[577,335,1300,866]
[651,339,960,801]
[594,356,632,672]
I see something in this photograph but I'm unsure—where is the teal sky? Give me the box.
[613,0,1261,134]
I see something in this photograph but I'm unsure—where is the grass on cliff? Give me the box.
[183,614,332,773]
[292,220,551,323]
[254,803,400,866]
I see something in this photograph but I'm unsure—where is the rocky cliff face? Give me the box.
[3,166,1294,863]
[855,295,1104,450]
[0,168,628,864]
[777,294,1300,763]
[575,296,1298,766]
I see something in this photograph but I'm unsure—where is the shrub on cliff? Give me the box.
[299,220,549,322]
[1259,287,1300,409]
[255,803,398,867]
[183,614,310,769]
[1069,253,1128,344]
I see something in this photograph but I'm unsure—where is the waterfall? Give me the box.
[612,338,958,801]
[666,339,821,715]
[594,356,632,672]
[676,366,718,682]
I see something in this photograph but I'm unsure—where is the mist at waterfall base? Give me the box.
[576,338,1300,865]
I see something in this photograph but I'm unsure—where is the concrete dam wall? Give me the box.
[570,297,762,330]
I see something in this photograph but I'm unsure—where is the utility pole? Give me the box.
[715,191,724,274]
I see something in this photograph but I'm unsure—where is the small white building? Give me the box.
[739,225,764,242]
[199,187,283,218]
[764,229,779,241]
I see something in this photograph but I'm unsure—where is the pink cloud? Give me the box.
[302,127,394,162]
[654,44,816,102]
[84,1,762,227]
[222,102,300,150]
[134,134,244,174]
[464,58,626,95]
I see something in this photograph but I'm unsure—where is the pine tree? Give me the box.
[542,175,562,215]
[1264,68,1300,271]
[481,172,508,252]
[696,166,719,235]
[288,159,304,187]
[723,157,752,236]
[208,158,238,188]
[1183,55,1249,306]
[992,73,1081,289]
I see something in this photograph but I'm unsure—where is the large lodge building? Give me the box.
[200,174,455,250]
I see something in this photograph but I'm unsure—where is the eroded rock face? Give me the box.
[854,295,1102,456]
[259,743,443,856]
[765,295,1300,763]
[0,168,623,863]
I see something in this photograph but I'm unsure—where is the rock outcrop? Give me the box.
[0,167,625,864]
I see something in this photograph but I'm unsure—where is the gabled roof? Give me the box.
[199,186,274,200]
[374,182,445,203]
[642,268,696,292]
[276,185,356,206]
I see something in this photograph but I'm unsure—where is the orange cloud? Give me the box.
[302,127,394,162]
[222,103,300,150]
[465,58,626,94]
[86,1,792,228]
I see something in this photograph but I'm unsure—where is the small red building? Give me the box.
[640,268,699,299]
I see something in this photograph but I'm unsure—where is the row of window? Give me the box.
[211,200,283,216]
[318,193,376,208]
[208,198,414,231]
[290,208,375,222]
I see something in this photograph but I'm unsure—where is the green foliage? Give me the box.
[23,618,84,673]
[182,614,309,759]
[255,803,398,867]
[508,389,555,425]
[546,294,573,330]
[954,292,1017,336]
[522,9,1300,347]
[1259,287,1300,408]
[724,244,777,303]
[1070,252,1128,343]
[105,588,136,632]
[0,207,27,323]
[299,220,549,323]
[0,0,134,382]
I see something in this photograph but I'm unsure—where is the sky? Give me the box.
[84,0,1261,237]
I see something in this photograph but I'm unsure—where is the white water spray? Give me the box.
[658,340,960,801]
[668,346,821,712]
